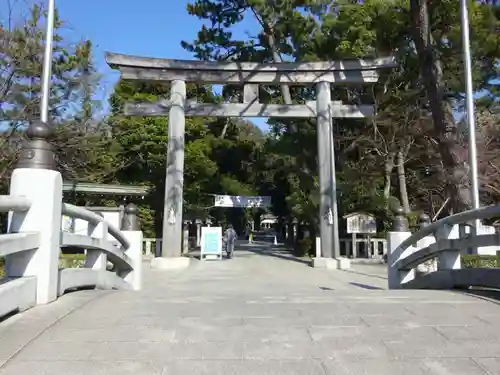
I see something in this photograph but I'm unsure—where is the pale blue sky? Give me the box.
[1,0,268,129]
[59,0,269,129]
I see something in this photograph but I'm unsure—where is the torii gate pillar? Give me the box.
[316,81,339,259]
[162,80,186,258]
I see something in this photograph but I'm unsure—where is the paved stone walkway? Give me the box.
[1,242,500,374]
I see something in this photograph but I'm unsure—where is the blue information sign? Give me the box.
[200,226,223,260]
[203,232,219,254]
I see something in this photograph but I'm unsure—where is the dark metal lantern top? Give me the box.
[121,203,140,231]
[392,206,409,232]
[419,213,431,229]
[16,120,57,170]
[26,119,53,139]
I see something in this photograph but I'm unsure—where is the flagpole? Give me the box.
[460,0,480,210]
[40,0,56,123]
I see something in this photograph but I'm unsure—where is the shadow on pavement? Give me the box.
[343,267,388,281]
[184,241,308,265]
[460,288,500,306]
[241,242,312,266]
[185,251,201,260]
[349,281,384,290]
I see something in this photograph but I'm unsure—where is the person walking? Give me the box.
[225,224,237,259]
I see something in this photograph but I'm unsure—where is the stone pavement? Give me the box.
[2,242,500,374]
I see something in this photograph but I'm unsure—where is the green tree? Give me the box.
[108,79,265,236]
[181,0,500,231]
[182,0,391,229]
[409,0,500,212]
[0,3,115,189]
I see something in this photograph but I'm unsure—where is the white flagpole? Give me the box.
[40,0,56,123]
[460,0,480,210]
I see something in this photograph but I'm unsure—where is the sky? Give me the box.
[55,0,270,130]
[0,0,269,129]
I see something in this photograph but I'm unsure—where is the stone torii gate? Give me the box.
[106,53,395,269]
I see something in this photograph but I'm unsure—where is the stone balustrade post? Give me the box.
[292,219,298,243]
[155,239,162,258]
[5,120,62,304]
[435,222,462,271]
[143,239,153,258]
[121,203,143,291]
[415,213,437,274]
[315,236,321,258]
[387,206,414,289]
[85,212,108,271]
[303,224,310,239]
[182,220,190,254]
[195,219,202,247]
[285,221,292,244]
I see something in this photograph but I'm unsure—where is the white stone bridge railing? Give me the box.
[0,190,142,319]
[388,205,500,290]
[0,121,143,319]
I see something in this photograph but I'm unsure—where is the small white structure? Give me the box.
[344,212,377,258]
[61,182,149,238]
[260,214,277,230]
[62,209,120,241]
[60,183,149,252]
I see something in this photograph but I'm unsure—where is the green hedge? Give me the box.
[58,254,86,269]
[461,253,500,269]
